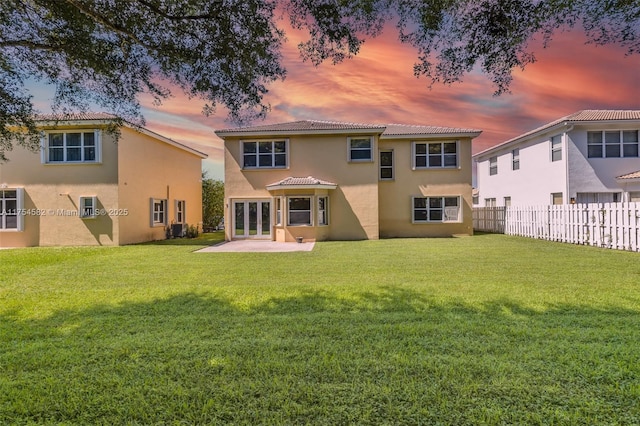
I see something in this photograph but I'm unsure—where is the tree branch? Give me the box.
[136,0,221,21]
[62,0,156,51]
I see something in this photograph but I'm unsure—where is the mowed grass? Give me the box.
[1,233,639,424]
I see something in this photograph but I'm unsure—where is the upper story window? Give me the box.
[379,150,394,180]
[1,188,24,231]
[588,130,639,158]
[348,137,373,162]
[413,141,458,169]
[551,135,562,162]
[489,156,498,175]
[512,149,520,170]
[242,140,287,169]
[42,130,101,164]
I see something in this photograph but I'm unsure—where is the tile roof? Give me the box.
[617,170,640,180]
[217,120,385,134]
[475,110,640,158]
[267,176,337,187]
[216,120,481,138]
[35,112,119,121]
[383,123,481,136]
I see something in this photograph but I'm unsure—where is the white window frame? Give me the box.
[551,135,562,162]
[287,196,312,226]
[150,198,168,227]
[412,141,459,169]
[175,200,186,224]
[412,196,461,223]
[41,130,102,164]
[241,139,288,169]
[485,198,496,207]
[379,149,394,180]
[79,196,97,219]
[0,188,24,231]
[318,196,329,226]
[551,192,563,205]
[512,149,520,170]
[347,136,373,162]
[489,156,498,175]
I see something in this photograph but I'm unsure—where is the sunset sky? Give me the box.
[29,22,640,180]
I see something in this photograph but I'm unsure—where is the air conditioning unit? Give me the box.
[171,223,185,238]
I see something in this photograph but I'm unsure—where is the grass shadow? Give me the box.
[136,231,225,246]
[2,288,639,424]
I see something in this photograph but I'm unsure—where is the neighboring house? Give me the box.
[0,113,206,247]
[474,110,640,207]
[215,120,481,242]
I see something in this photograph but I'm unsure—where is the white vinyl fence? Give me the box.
[473,203,640,252]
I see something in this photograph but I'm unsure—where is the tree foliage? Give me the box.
[202,174,224,231]
[1,0,639,159]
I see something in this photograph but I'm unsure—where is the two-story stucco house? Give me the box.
[0,113,206,247]
[474,110,640,207]
[215,120,481,242]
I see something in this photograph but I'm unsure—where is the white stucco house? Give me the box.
[474,110,640,206]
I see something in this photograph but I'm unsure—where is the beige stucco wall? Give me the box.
[0,128,120,247]
[1,124,203,247]
[117,127,203,245]
[224,133,380,241]
[378,137,474,238]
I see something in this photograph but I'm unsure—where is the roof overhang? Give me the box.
[266,176,338,191]
[381,131,482,140]
[216,127,386,139]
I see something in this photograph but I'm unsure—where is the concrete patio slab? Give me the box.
[195,240,315,253]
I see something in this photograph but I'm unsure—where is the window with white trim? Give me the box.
[42,130,101,163]
[348,137,373,162]
[318,196,329,226]
[414,141,458,168]
[413,196,460,223]
[489,156,498,175]
[242,140,287,169]
[512,149,520,170]
[379,150,394,180]
[588,130,639,158]
[551,135,562,162]
[79,196,97,219]
[485,198,496,207]
[150,198,167,226]
[175,200,186,224]
[551,192,563,205]
[288,197,312,226]
[1,188,24,231]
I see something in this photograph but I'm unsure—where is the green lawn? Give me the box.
[1,234,639,424]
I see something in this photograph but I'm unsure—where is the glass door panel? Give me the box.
[248,202,258,235]
[261,202,271,235]
[234,202,245,236]
[233,200,271,238]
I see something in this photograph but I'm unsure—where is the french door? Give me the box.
[233,200,271,239]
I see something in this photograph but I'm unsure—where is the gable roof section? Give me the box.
[35,113,207,158]
[474,110,640,159]
[215,120,481,139]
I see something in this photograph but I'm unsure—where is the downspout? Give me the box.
[563,124,574,203]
